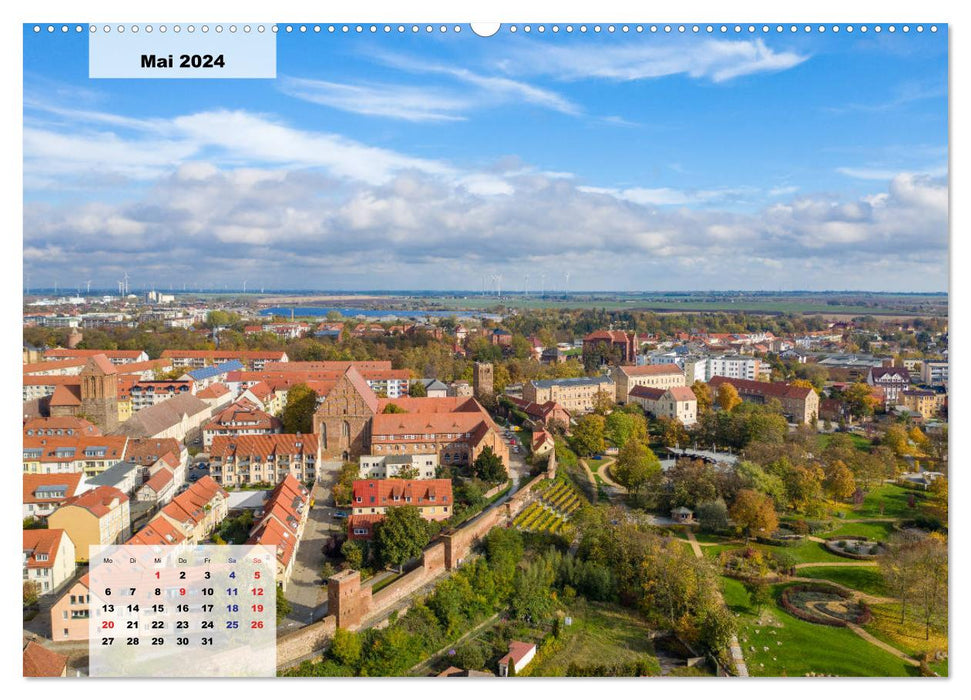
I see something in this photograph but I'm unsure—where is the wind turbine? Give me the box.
[524,273,529,297]
[565,272,571,296]
[123,271,130,296]
[540,273,546,298]
[85,280,92,294]
[243,280,248,294]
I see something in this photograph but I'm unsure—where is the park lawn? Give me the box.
[521,600,663,677]
[849,484,925,520]
[797,567,889,597]
[866,602,948,674]
[722,581,915,677]
[817,433,872,451]
[825,521,895,541]
[706,539,848,565]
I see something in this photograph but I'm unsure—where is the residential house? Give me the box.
[348,478,453,539]
[498,641,536,677]
[50,574,91,641]
[359,453,439,480]
[85,460,141,496]
[23,529,76,595]
[708,376,819,424]
[137,475,228,545]
[504,396,571,429]
[866,367,911,407]
[246,475,310,590]
[23,473,90,520]
[48,486,131,561]
[203,402,283,447]
[22,435,129,476]
[43,348,148,365]
[129,380,194,411]
[628,385,698,426]
[899,389,946,420]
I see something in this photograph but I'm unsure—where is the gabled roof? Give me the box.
[23,529,69,569]
[23,641,68,677]
[83,354,118,376]
[23,416,100,437]
[709,376,815,401]
[58,485,128,518]
[23,473,85,504]
[49,384,82,407]
[112,393,212,438]
[667,386,698,402]
[210,433,319,459]
[352,478,452,507]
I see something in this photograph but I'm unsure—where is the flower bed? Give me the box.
[824,536,886,559]
[779,584,872,627]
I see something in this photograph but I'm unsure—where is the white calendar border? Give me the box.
[5,0,964,698]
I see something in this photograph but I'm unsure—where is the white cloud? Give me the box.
[278,77,471,122]
[505,39,808,83]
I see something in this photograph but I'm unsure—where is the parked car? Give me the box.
[333,510,349,519]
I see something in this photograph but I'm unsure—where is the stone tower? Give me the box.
[473,362,494,400]
[327,570,371,630]
[79,355,119,431]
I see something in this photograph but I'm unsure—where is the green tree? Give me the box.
[471,445,506,483]
[408,381,427,397]
[612,440,661,497]
[512,558,556,623]
[570,414,606,457]
[844,382,878,420]
[276,586,292,622]
[382,403,407,414]
[341,540,365,570]
[281,383,318,433]
[329,627,362,668]
[696,499,729,533]
[374,506,430,570]
[605,410,648,447]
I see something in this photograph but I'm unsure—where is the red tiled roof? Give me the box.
[23,435,129,463]
[210,433,319,459]
[23,416,100,436]
[197,382,230,398]
[23,641,68,677]
[352,478,452,507]
[45,348,144,361]
[709,376,814,400]
[59,486,128,518]
[22,358,87,374]
[85,354,118,376]
[23,473,85,505]
[667,386,698,402]
[125,437,181,465]
[584,330,634,343]
[629,386,665,401]
[23,529,68,569]
[49,384,82,407]
[499,641,536,666]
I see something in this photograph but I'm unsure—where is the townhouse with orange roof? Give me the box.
[348,478,453,540]
[48,486,131,562]
[23,472,91,520]
[246,474,311,590]
[23,529,77,595]
[22,434,129,476]
[147,475,229,544]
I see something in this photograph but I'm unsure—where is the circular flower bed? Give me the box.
[779,584,871,627]
[824,536,887,559]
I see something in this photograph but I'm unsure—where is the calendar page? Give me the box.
[88,545,277,677]
[18,4,950,685]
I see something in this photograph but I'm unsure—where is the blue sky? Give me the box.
[23,25,948,292]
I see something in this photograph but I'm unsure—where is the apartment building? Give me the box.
[23,473,90,520]
[129,380,194,411]
[523,375,616,414]
[611,363,686,403]
[22,435,129,476]
[359,453,439,480]
[348,478,453,539]
[920,360,948,387]
[246,475,310,591]
[202,402,283,447]
[209,434,320,486]
[48,486,131,561]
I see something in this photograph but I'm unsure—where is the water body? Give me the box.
[260,307,435,319]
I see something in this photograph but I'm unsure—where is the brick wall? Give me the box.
[276,615,337,668]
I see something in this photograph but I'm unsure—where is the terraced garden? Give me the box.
[512,478,583,534]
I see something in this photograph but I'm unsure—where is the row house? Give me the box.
[23,473,90,520]
[23,435,129,476]
[208,434,320,487]
[44,348,149,365]
[160,349,289,371]
[23,416,101,439]
[246,475,310,590]
[132,476,228,546]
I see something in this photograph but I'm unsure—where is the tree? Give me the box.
[374,506,430,570]
[784,465,825,514]
[23,581,40,607]
[329,627,362,668]
[844,382,878,420]
[696,499,729,533]
[824,460,857,502]
[276,586,292,622]
[729,489,778,538]
[716,383,742,412]
[605,410,648,447]
[408,381,427,397]
[748,581,772,612]
[281,383,318,433]
[657,415,690,448]
[912,533,948,640]
[382,403,407,414]
[592,389,615,416]
[882,424,911,458]
[924,477,947,525]
[341,540,365,570]
[512,558,557,623]
[395,465,420,480]
[668,458,719,509]
[612,440,661,497]
[471,445,506,483]
[332,462,359,506]
[692,381,713,415]
[570,414,606,457]
[699,605,737,655]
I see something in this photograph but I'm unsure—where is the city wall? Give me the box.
[275,454,556,669]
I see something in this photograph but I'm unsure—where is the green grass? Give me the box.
[825,521,895,541]
[817,433,872,451]
[704,539,849,565]
[722,580,916,677]
[850,484,925,520]
[866,602,948,674]
[522,600,664,677]
[797,567,889,597]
